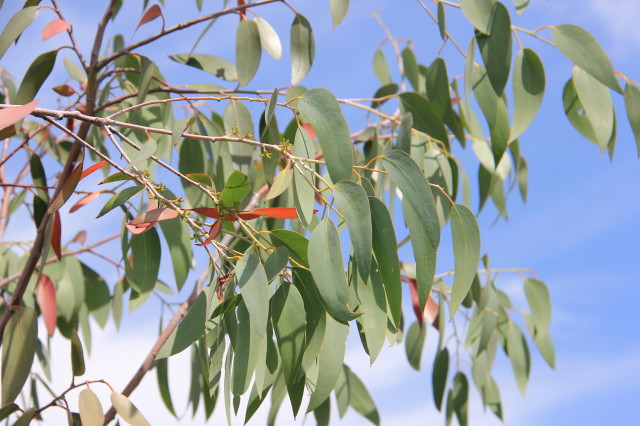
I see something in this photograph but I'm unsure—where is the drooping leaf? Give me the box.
[16,50,58,105]
[330,0,349,28]
[254,16,282,59]
[51,211,61,260]
[477,2,512,95]
[432,348,449,411]
[223,100,255,174]
[333,180,372,281]
[0,403,20,421]
[270,229,309,267]
[36,274,57,337]
[405,321,426,370]
[449,204,481,317]
[505,321,530,394]
[170,53,238,82]
[572,65,614,149]
[459,0,493,34]
[473,66,510,164]
[157,291,207,359]
[401,47,420,91]
[308,218,359,322]
[437,0,446,39]
[552,24,622,93]
[70,328,85,376]
[79,388,105,426]
[159,211,191,291]
[236,253,269,338]
[398,92,449,145]
[298,88,353,183]
[128,226,161,294]
[0,6,38,60]
[292,127,316,226]
[80,161,108,181]
[290,14,315,85]
[1,307,37,404]
[624,84,640,156]
[12,408,34,426]
[511,48,545,140]
[41,19,70,40]
[47,160,83,215]
[345,367,380,425]
[562,78,598,144]
[524,278,551,334]
[126,137,157,168]
[232,301,263,396]
[236,17,261,86]
[219,170,250,208]
[110,392,151,426]
[450,372,469,426]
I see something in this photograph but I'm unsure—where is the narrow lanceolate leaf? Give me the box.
[265,166,292,200]
[80,160,108,180]
[514,0,530,14]
[432,348,449,411]
[307,315,349,412]
[79,388,104,426]
[159,213,191,291]
[477,2,512,96]
[219,170,251,208]
[625,84,640,156]
[2,307,37,404]
[0,100,38,131]
[110,393,151,426]
[157,291,207,358]
[272,284,306,416]
[64,57,87,83]
[290,14,315,85]
[41,19,70,40]
[506,321,530,394]
[511,48,545,141]
[170,53,238,82]
[449,204,481,317]
[292,127,316,226]
[451,372,469,426]
[369,197,402,326]
[16,50,58,105]
[51,211,62,260]
[155,357,176,417]
[330,0,349,28]
[398,92,449,145]
[459,0,493,34]
[524,278,551,333]
[334,180,372,281]
[233,301,263,396]
[552,24,622,93]
[36,274,57,337]
[127,137,157,168]
[236,17,261,87]
[96,186,144,218]
[572,66,614,149]
[47,160,83,214]
[236,253,269,338]
[129,208,179,226]
[0,6,38,60]
[254,17,281,59]
[345,368,380,425]
[372,48,391,85]
[308,218,360,322]
[405,322,426,370]
[70,328,85,376]
[129,227,161,294]
[298,89,353,183]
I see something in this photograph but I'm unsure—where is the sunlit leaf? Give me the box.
[449,204,481,317]
[624,84,640,157]
[572,65,614,149]
[345,367,380,425]
[524,278,551,333]
[236,17,261,86]
[128,226,161,294]
[254,16,282,59]
[511,48,545,140]
[372,48,391,85]
[265,166,292,200]
[0,99,38,131]
[0,6,38,60]
[41,19,70,40]
[236,253,269,338]
[136,4,163,30]
[219,170,250,208]
[459,0,492,34]
[157,291,207,359]
[405,322,426,370]
[330,0,349,28]
[290,14,315,85]
[36,274,57,337]
[64,57,87,83]
[170,53,238,81]
[79,388,104,426]
[110,392,151,426]
[70,328,85,376]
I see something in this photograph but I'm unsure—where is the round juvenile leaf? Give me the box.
[2,307,37,404]
[290,14,315,85]
[236,17,261,87]
[110,392,151,426]
[572,66,614,149]
[79,388,104,426]
[254,17,282,59]
[552,24,622,93]
[511,48,545,140]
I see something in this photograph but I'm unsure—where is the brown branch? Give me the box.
[50,0,89,70]
[96,0,282,69]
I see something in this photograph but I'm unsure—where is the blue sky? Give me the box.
[1,0,640,425]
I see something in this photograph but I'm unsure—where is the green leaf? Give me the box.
[1,307,37,404]
[63,57,87,83]
[265,166,292,201]
[511,48,545,140]
[223,100,255,174]
[534,330,555,369]
[459,0,493,34]
[232,301,262,395]
[12,408,34,426]
[334,181,372,281]
[0,403,20,421]
[437,1,446,39]
[552,24,622,93]
[472,66,510,163]
[0,6,38,60]
[345,367,380,425]
[159,214,191,291]
[298,88,354,183]
[82,264,111,328]
[16,50,57,105]
[562,78,598,144]
[236,253,269,338]
[398,92,449,145]
[524,278,551,333]
[372,48,391,85]
[477,2,512,95]
[506,321,530,394]
[272,284,306,416]
[236,17,261,87]
[155,357,176,417]
[254,17,282,59]
[219,170,250,208]
[169,53,237,81]
[401,47,420,91]
[369,197,402,327]
[211,294,241,319]
[100,172,134,184]
[432,348,449,411]
[624,84,640,157]
[307,315,349,412]
[514,0,530,13]
[405,322,426,370]
[157,291,207,358]
[265,88,278,125]
[292,127,316,226]
[330,0,349,28]
[79,388,105,426]
[96,186,144,218]
[270,229,309,267]
[70,328,85,377]
[308,218,359,322]
[136,56,154,104]
[449,204,481,317]
[110,392,150,426]
[128,227,161,294]
[126,137,157,168]
[264,246,289,282]
[572,65,614,149]
[290,14,315,85]
[354,261,388,363]
[450,372,469,426]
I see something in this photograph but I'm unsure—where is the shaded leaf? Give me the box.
[70,191,101,213]
[51,211,61,260]
[506,321,530,394]
[432,348,449,410]
[96,186,144,218]
[346,367,380,425]
[372,48,391,85]
[405,322,426,370]
[219,170,250,208]
[1,307,37,404]
[128,227,161,294]
[398,92,449,145]
[449,204,481,317]
[270,229,309,267]
[401,47,419,91]
[16,50,58,105]
[70,328,85,376]
[451,372,469,426]
[477,2,512,95]
[0,6,38,60]
[624,84,640,157]
[290,14,315,85]
[47,160,82,215]
[236,253,269,338]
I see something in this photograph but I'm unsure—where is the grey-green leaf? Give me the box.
[236,18,261,86]
[477,2,511,95]
[524,278,551,333]
[308,218,359,322]
[290,14,315,85]
[170,53,238,82]
[449,204,481,317]
[64,57,87,83]
[432,347,449,410]
[96,186,144,218]
[398,92,449,145]
[330,0,349,28]
[236,253,269,338]
[346,367,380,425]
[506,321,530,394]
[372,48,391,85]
[126,137,157,168]
[572,65,614,149]
[2,307,37,404]
[110,392,151,426]
[157,290,207,359]
[16,50,58,105]
[298,88,354,183]
[129,227,161,294]
[0,7,38,60]
[511,48,545,140]
[552,24,622,93]
[79,388,104,426]
[405,322,426,370]
[624,84,640,157]
[70,328,85,377]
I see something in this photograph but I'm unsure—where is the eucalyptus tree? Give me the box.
[0,0,638,425]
